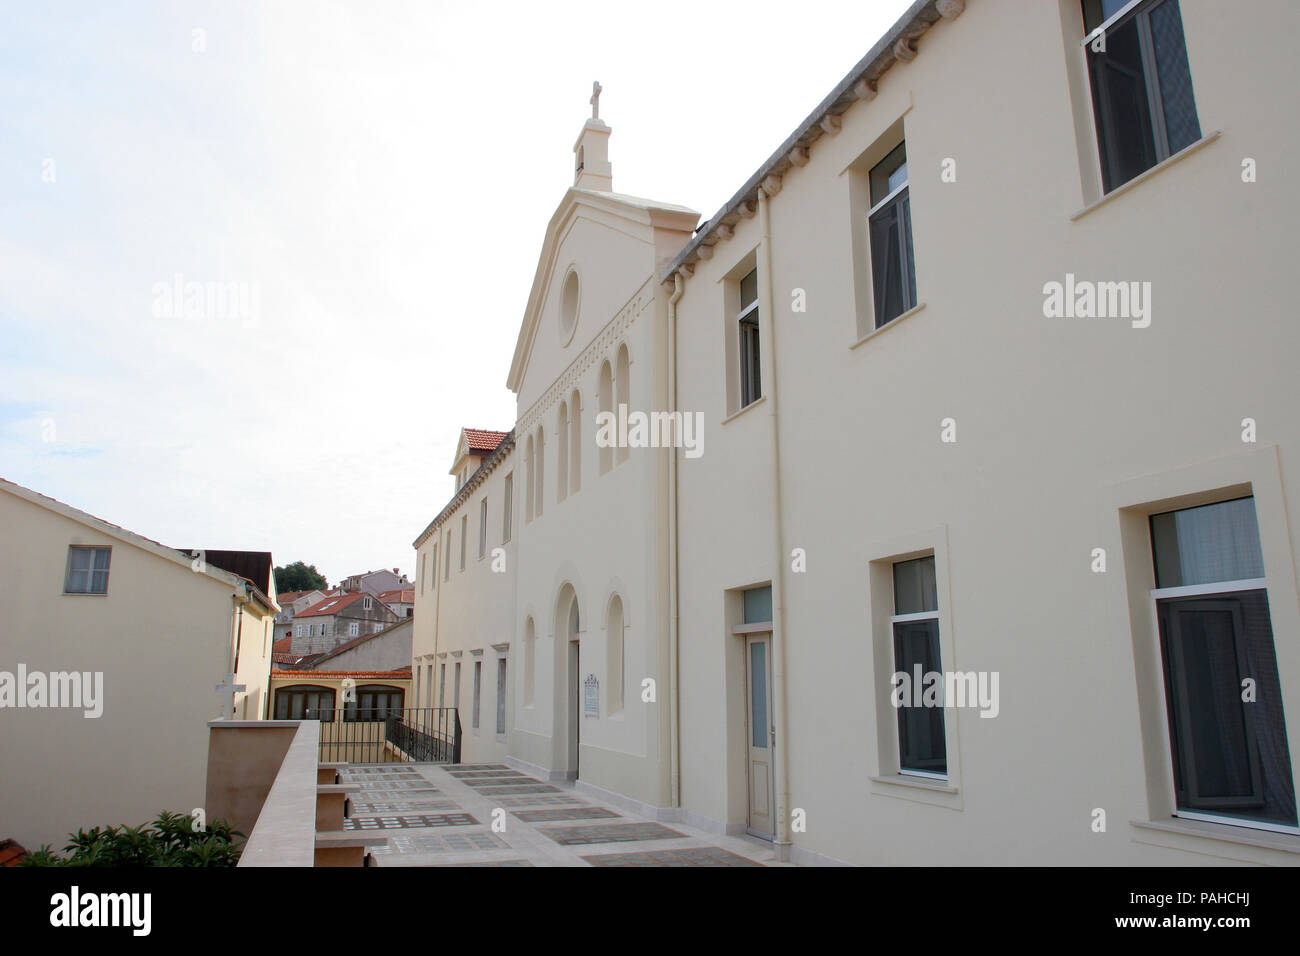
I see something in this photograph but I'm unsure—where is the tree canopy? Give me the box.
[274,560,328,594]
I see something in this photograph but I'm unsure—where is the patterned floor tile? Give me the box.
[489,795,587,807]
[582,847,764,867]
[475,784,562,795]
[540,823,685,846]
[511,807,621,823]
[345,812,478,830]
[351,800,460,813]
[369,831,510,854]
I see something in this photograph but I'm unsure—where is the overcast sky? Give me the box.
[0,0,914,585]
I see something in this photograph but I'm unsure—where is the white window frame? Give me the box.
[890,583,946,782]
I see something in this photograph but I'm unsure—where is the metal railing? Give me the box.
[315,707,461,764]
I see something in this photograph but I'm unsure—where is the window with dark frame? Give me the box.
[1082,0,1201,194]
[274,685,336,721]
[738,268,762,407]
[503,473,513,543]
[868,141,916,328]
[479,498,488,558]
[344,684,404,722]
[891,555,947,776]
[496,658,507,735]
[472,660,482,729]
[460,515,467,570]
[65,546,111,594]
[1150,496,1297,830]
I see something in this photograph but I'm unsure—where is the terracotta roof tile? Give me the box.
[0,840,28,866]
[297,592,369,618]
[464,428,509,454]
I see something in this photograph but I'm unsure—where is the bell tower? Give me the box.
[573,80,612,192]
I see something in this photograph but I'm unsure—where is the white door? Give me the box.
[746,634,775,839]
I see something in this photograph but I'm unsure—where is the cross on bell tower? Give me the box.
[573,80,613,192]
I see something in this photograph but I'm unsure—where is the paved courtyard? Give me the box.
[339,762,789,867]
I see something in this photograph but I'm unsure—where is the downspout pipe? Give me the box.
[758,189,793,861]
[668,270,685,808]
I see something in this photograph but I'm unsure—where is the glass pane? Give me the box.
[744,586,773,624]
[894,619,947,773]
[740,269,758,310]
[873,200,904,327]
[67,568,88,593]
[1151,497,1265,588]
[869,142,907,205]
[1082,0,1131,32]
[1088,15,1157,191]
[1149,0,1200,154]
[750,642,768,749]
[70,549,90,572]
[893,556,938,614]
[1160,591,1297,825]
[92,549,111,571]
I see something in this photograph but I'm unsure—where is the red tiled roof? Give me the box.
[278,590,316,603]
[297,592,369,618]
[464,428,509,454]
[377,588,414,603]
[273,636,293,654]
[0,840,28,866]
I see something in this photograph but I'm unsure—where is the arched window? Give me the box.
[274,685,336,721]
[598,360,613,476]
[557,400,570,502]
[344,684,404,722]
[569,388,581,494]
[606,594,624,714]
[523,617,536,706]
[525,433,535,522]
[534,425,545,517]
[615,344,630,466]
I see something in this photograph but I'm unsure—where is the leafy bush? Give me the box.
[20,811,244,867]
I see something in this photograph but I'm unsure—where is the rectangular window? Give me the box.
[891,555,947,777]
[439,663,446,708]
[444,531,451,580]
[460,515,468,570]
[496,658,507,735]
[431,543,438,589]
[1150,496,1296,830]
[349,622,359,637]
[454,662,462,710]
[472,660,482,729]
[868,141,916,328]
[738,268,762,407]
[65,546,111,594]
[1083,0,1201,193]
[503,474,513,543]
[479,498,488,559]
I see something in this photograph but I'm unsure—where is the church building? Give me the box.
[413,0,1300,865]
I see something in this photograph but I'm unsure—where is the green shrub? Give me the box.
[20,811,244,867]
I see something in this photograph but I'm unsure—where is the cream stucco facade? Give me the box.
[0,478,277,851]
[412,0,1300,864]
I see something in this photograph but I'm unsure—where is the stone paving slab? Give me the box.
[345,812,478,830]
[511,807,621,822]
[583,847,764,867]
[540,822,686,846]
[355,762,791,868]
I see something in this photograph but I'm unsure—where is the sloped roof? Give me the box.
[297,592,370,618]
[464,429,509,455]
[377,588,414,603]
[178,549,275,609]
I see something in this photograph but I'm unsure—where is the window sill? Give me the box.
[850,302,927,351]
[1071,130,1221,222]
[721,395,766,426]
[1130,818,1300,857]
[870,773,957,794]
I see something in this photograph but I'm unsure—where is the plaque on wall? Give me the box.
[584,674,599,717]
